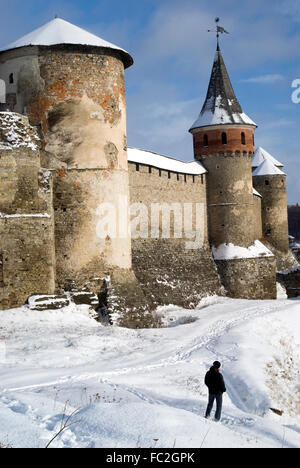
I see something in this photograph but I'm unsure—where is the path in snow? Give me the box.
[0,297,299,448]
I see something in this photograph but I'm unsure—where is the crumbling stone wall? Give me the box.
[0,45,128,170]
[52,167,132,290]
[128,162,223,307]
[0,112,55,309]
[0,215,56,309]
[215,256,277,300]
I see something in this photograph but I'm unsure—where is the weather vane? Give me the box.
[208,17,229,48]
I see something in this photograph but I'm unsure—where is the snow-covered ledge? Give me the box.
[0,212,51,219]
[212,240,274,261]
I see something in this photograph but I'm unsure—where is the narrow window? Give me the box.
[184,174,187,183]
[222,132,227,145]
[241,132,246,145]
[201,174,204,184]
[159,169,162,177]
[177,174,180,181]
[265,180,270,186]
[203,134,208,147]
[192,175,195,183]
[168,171,171,179]
[0,254,3,287]
[9,73,14,84]
[149,166,152,174]
[136,163,140,172]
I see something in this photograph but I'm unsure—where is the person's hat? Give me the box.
[213,361,221,369]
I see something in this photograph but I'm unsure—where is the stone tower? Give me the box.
[189,45,277,299]
[0,18,150,322]
[253,159,289,256]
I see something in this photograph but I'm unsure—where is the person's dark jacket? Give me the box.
[205,366,226,395]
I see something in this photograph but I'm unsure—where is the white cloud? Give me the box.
[241,74,285,84]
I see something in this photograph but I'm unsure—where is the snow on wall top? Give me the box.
[252,147,283,169]
[252,158,286,177]
[127,147,207,175]
[189,49,256,131]
[212,240,274,260]
[0,18,133,68]
[253,188,262,198]
[0,112,39,151]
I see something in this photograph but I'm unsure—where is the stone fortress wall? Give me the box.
[0,113,55,309]
[128,156,223,308]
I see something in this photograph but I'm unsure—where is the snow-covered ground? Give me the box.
[0,295,299,448]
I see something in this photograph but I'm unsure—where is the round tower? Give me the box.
[0,18,134,293]
[189,45,277,299]
[189,45,257,248]
[253,158,289,254]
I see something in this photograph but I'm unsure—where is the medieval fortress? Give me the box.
[0,18,297,326]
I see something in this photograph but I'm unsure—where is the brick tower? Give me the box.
[189,45,277,299]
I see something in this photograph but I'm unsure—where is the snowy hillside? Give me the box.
[0,296,299,448]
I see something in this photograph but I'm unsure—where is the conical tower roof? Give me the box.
[252,158,285,177]
[190,46,256,131]
[252,147,284,169]
[0,17,133,68]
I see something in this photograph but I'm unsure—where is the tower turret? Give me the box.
[189,45,276,299]
[253,158,289,255]
[189,45,257,248]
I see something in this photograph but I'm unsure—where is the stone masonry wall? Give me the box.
[253,194,263,241]
[196,151,255,248]
[0,112,55,309]
[0,215,56,309]
[128,162,223,308]
[52,167,132,291]
[253,174,289,255]
[216,256,277,300]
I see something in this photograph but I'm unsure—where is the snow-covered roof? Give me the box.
[127,147,207,175]
[252,147,283,169]
[190,96,256,129]
[252,158,285,177]
[0,18,133,68]
[190,48,256,131]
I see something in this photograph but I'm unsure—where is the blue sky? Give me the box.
[0,0,299,203]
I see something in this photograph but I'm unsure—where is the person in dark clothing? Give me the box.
[204,361,226,421]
